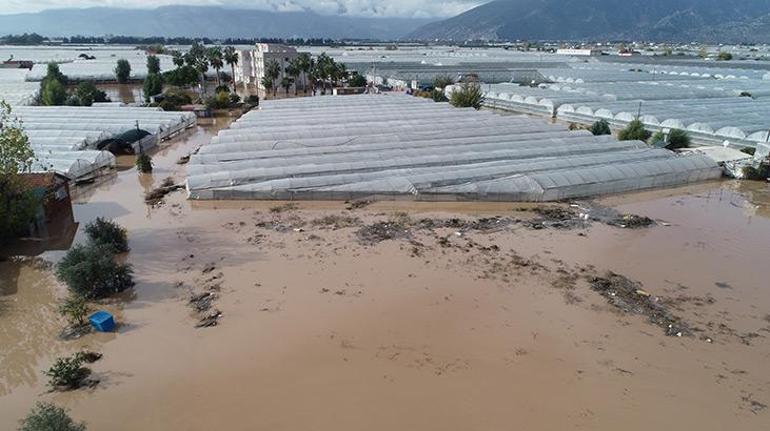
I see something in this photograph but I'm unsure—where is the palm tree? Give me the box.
[171,50,184,68]
[208,46,224,87]
[265,60,281,98]
[295,53,312,93]
[280,76,294,96]
[261,76,274,99]
[224,46,239,92]
[286,59,301,95]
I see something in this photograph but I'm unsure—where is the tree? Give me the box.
[208,47,224,87]
[171,50,185,68]
[84,217,129,252]
[286,59,302,95]
[348,74,366,88]
[280,76,294,96]
[41,79,67,106]
[666,129,691,149]
[449,82,485,110]
[56,242,134,299]
[590,119,611,136]
[0,101,37,240]
[19,402,86,431]
[114,59,131,83]
[146,55,161,74]
[617,119,651,141]
[296,52,312,93]
[265,60,281,97]
[223,46,239,92]
[74,82,108,106]
[648,130,666,147]
[261,76,274,99]
[143,73,163,102]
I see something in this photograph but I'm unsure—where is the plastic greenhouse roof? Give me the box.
[187,94,721,201]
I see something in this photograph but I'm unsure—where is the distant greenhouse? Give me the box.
[187,94,721,202]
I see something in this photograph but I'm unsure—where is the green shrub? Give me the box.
[85,217,129,252]
[135,153,153,173]
[245,95,259,105]
[56,242,134,299]
[666,129,691,149]
[114,59,131,83]
[740,147,756,156]
[19,402,86,431]
[58,295,89,327]
[146,55,161,74]
[143,73,163,102]
[348,74,367,87]
[648,131,666,146]
[206,91,231,110]
[75,82,108,106]
[590,119,611,136]
[717,52,733,61]
[41,79,67,106]
[617,119,651,141]
[215,85,230,94]
[45,354,90,389]
[449,83,485,110]
[431,88,448,102]
[158,88,193,111]
[162,65,200,87]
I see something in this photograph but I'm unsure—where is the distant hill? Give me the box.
[0,6,434,40]
[407,0,770,43]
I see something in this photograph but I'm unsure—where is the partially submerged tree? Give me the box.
[449,82,485,110]
[85,217,129,252]
[265,60,281,97]
[0,101,37,241]
[143,73,163,102]
[146,55,161,75]
[56,242,134,299]
[223,46,239,92]
[617,119,651,141]
[74,82,108,106]
[19,402,86,431]
[58,295,90,327]
[45,354,91,390]
[114,59,131,83]
[590,119,612,136]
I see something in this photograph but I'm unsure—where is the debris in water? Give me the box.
[196,310,223,328]
[588,272,693,337]
[145,178,184,205]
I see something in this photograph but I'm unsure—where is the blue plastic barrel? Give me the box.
[89,311,116,332]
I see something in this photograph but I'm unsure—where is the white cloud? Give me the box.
[0,0,485,18]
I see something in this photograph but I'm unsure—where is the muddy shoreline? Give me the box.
[1,120,769,430]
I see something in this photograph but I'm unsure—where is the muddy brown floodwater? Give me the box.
[1,119,769,430]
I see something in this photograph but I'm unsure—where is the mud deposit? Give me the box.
[1,121,769,430]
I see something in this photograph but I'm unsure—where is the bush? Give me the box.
[135,153,153,173]
[74,82,109,106]
[143,73,163,102]
[58,295,89,327]
[158,88,193,111]
[85,217,129,252]
[229,93,241,104]
[666,129,691,149]
[206,91,231,110]
[590,119,611,136]
[648,131,666,146]
[19,402,86,431]
[245,95,260,105]
[41,79,67,106]
[56,242,134,299]
[449,82,485,110]
[617,119,651,141]
[431,88,448,102]
[348,74,367,87]
[717,52,733,61]
[114,59,131,83]
[215,85,230,94]
[45,354,90,390]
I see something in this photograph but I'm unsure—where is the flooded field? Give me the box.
[1,120,769,430]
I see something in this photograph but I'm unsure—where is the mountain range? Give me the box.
[0,6,434,40]
[407,0,770,43]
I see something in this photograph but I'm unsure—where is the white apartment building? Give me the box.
[234,43,307,92]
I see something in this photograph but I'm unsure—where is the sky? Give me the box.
[0,0,485,18]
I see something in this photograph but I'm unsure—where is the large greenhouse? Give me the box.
[187,94,721,202]
[7,106,197,179]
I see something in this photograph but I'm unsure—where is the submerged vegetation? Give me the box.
[19,402,86,431]
[85,217,130,253]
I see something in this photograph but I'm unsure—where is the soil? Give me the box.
[1,119,769,430]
